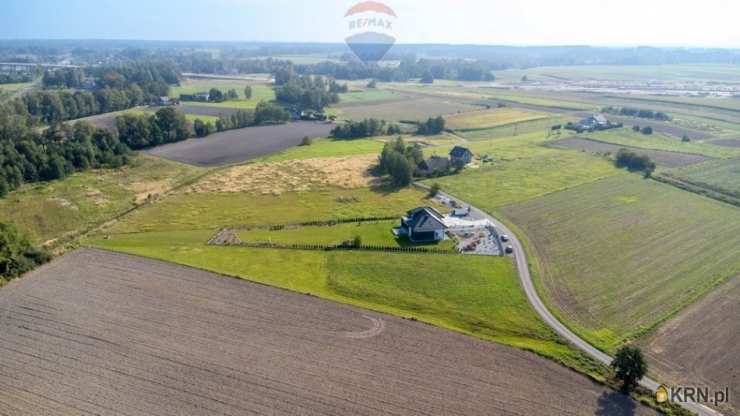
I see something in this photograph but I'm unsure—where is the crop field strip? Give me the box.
[0,249,659,416]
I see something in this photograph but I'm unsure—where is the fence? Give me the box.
[229,241,457,255]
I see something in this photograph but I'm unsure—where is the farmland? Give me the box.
[639,275,739,416]
[585,128,740,158]
[552,137,711,167]
[332,95,480,122]
[146,122,335,166]
[445,107,549,131]
[500,176,740,352]
[170,78,273,101]
[0,155,204,246]
[337,89,401,103]
[0,248,656,416]
[660,157,740,200]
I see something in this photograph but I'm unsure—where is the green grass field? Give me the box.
[237,220,456,251]
[493,64,740,84]
[458,116,574,141]
[662,158,740,199]
[171,79,272,100]
[585,128,740,159]
[86,229,593,373]
[0,155,204,245]
[0,81,34,94]
[176,84,275,110]
[338,89,400,103]
[445,108,548,130]
[102,186,439,234]
[183,113,219,124]
[259,137,385,162]
[333,96,480,122]
[424,143,622,211]
[500,175,740,351]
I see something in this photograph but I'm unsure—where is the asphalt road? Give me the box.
[420,184,721,416]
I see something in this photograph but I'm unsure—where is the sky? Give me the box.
[2,0,740,48]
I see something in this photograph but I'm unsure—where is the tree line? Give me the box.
[416,116,446,135]
[0,115,130,196]
[603,106,671,121]
[331,118,401,139]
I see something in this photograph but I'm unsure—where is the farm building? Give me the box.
[395,207,448,243]
[566,114,622,132]
[417,156,451,176]
[450,146,473,166]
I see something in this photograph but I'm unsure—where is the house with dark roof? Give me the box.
[395,207,448,243]
[417,156,450,176]
[449,146,473,166]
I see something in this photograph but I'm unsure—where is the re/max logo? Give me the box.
[348,18,393,30]
[670,386,730,406]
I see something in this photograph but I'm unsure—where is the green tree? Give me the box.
[244,85,253,99]
[226,89,239,100]
[611,346,647,392]
[428,182,441,197]
[208,88,225,102]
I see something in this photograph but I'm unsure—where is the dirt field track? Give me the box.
[0,249,658,416]
[552,137,711,167]
[146,121,334,166]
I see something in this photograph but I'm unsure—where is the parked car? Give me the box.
[500,234,510,242]
[505,245,514,254]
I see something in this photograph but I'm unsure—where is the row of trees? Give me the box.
[0,222,51,280]
[603,106,671,121]
[116,102,290,146]
[377,137,424,187]
[0,71,37,84]
[331,118,401,139]
[1,117,131,196]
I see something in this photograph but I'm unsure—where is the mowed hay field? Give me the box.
[552,137,712,167]
[639,275,739,416]
[0,155,204,245]
[501,175,740,351]
[0,249,658,416]
[445,107,549,131]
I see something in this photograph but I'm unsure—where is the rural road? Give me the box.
[417,184,721,416]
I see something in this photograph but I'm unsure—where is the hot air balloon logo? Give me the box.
[344,1,397,63]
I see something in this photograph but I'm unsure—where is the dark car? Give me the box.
[505,245,514,254]
[500,234,510,243]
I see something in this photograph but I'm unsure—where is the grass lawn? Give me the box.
[500,175,740,352]
[102,186,440,234]
[86,230,595,374]
[237,220,457,251]
[0,155,204,245]
[445,108,549,131]
[585,128,740,159]
[0,81,34,94]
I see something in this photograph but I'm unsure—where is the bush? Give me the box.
[353,235,363,248]
[641,126,653,135]
[682,135,691,142]
[0,222,51,280]
[300,136,313,146]
[615,149,656,177]
[428,183,441,197]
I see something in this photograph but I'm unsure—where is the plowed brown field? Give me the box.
[0,249,658,416]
